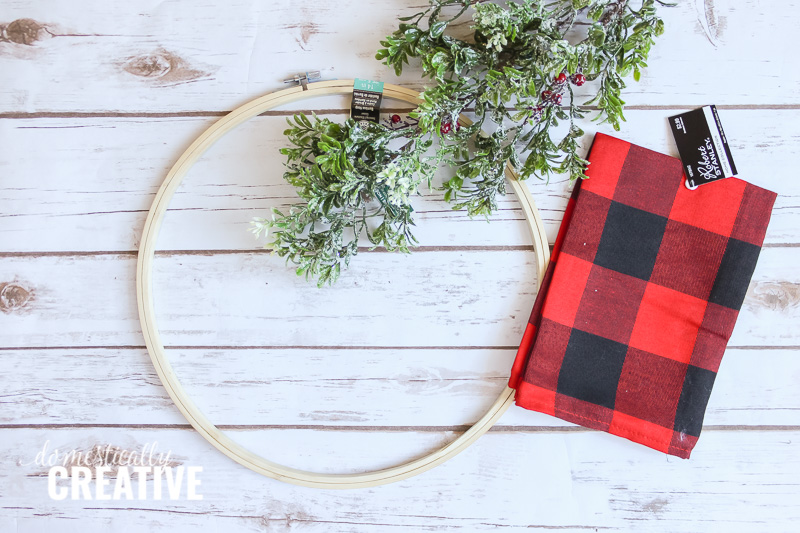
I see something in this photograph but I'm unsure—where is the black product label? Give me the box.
[668,105,738,189]
[351,79,384,125]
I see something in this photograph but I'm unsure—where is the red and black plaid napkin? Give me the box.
[509,133,776,458]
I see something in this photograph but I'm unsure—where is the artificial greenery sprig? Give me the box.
[252,113,438,285]
[253,0,671,286]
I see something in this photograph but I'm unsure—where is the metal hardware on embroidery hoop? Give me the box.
[136,80,550,489]
[283,70,322,90]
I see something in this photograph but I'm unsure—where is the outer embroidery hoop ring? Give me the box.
[136,80,551,489]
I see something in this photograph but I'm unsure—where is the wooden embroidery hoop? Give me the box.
[136,80,551,489]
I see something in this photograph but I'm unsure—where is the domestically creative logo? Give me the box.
[30,441,203,501]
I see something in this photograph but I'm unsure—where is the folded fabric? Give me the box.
[509,132,777,458]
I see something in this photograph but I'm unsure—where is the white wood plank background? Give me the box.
[2,0,799,531]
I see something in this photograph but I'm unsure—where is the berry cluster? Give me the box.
[434,70,587,134]
[541,89,562,105]
[540,70,586,107]
[407,70,586,135]
[384,113,420,131]
[386,113,459,136]
[526,71,587,124]
[439,119,461,135]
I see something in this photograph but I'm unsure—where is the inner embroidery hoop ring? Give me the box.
[136,80,551,489]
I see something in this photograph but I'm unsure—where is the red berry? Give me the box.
[556,72,568,84]
[391,114,402,123]
[440,122,452,134]
[455,120,461,131]
[571,73,586,86]
[552,93,563,105]
[541,90,553,101]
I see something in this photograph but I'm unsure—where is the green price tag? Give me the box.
[354,79,385,93]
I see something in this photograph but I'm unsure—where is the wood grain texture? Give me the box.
[2,427,799,531]
[2,0,799,526]
[0,248,796,349]
[0,108,796,253]
[0,0,798,112]
[1,347,798,428]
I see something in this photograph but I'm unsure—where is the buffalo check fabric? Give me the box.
[508,132,777,458]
